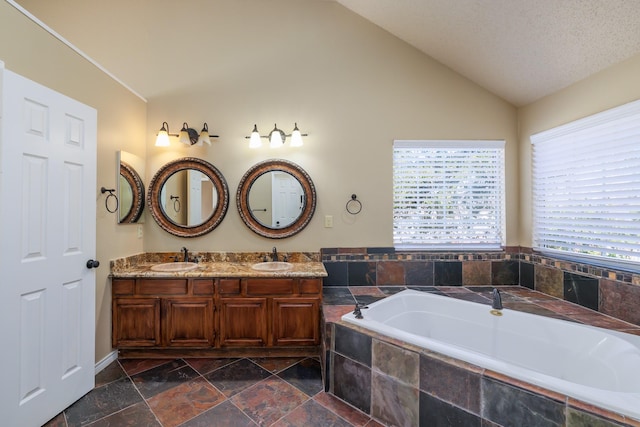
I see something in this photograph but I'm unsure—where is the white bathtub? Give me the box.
[341,289,640,421]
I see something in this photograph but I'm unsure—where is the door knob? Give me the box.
[86,259,100,269]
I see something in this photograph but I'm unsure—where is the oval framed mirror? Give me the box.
[236,159,316,238]
[118,161,145,223]
[147,157,229,237]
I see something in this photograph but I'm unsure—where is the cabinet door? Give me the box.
[219,297,267,347]
[163,297,215,347]
[112,298,161,347]
[272,297,320,346]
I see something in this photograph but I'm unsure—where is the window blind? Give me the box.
[531,99,640,267]
[393,140,505,250]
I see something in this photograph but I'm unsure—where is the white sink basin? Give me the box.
[150,262,199,272]
[251,262,294,272]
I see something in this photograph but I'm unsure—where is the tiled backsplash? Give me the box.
[321,247,640,326]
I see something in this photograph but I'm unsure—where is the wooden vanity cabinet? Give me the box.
[218,278,322,348]
[217,278,274,348]
[163,297,215,347]
[112,297,161,347]
[112,276,322,353]
[112,278,215,348]
[272,297,320,346]
[219,297,268,347]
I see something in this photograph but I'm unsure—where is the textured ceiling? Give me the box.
[13,0,640,107]
[335,0,640,106]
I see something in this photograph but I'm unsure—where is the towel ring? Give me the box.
[101,187,118,213]
[346,194,362,215]
[170,195,181,213]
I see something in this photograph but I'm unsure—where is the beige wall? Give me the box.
[142,1,519,252]
[0,1,147,362]
[517,54,640,247]
[4,0,519,363]
[6,0,640,367]
[13,0,518,251]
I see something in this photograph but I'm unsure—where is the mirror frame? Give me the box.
[119,161,145,223]
[147,157,229,237]
[236,159,316,239]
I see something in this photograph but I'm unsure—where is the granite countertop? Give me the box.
[110,252,327,279]
[111,261,327,278]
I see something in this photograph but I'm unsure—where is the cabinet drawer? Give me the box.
[299,279,322,294]
[193,279,214,295]
[245,279,295,295]
[137,279,188,295]
[112,279,135,295]
[219,279,241,295]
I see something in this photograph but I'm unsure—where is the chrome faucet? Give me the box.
[492,288,503,310]
[271,246,278,262]
[181,247,189,262]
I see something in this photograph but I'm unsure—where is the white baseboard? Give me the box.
[95,350,118,375]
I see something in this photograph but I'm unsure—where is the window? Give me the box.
[531,99,640,269]
[393,140,505,250]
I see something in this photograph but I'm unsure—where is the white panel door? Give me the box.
[187,169,204,226]
[271,172,303,228]
[0,64,97,427]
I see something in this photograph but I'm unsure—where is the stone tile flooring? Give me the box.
[43,285,640,426]
[43,356,382,427]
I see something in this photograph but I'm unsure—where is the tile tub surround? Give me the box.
[321,247,640,327]
[325,286,640,426]
[110,251,326,278]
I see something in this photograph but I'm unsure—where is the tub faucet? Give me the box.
[353,303,368,319]
[181,247,189,262]
[271,246,278,262]
[492,288,503,310]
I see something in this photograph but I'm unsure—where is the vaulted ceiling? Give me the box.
[335,0,640,106]
[14,0,640,106]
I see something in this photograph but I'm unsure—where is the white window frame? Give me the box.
[531,99,640,270]
[393,140,506,250]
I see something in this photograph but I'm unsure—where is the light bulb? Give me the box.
[178,123,191,145]
[155,122,171,147]
[249,124,262,148]
[269,124,283,148]
[290,123,303,147]
[197,123,211,146]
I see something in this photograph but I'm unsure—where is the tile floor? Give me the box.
[43,285,640,427]
[44,356,381,427]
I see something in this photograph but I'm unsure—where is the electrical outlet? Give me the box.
[324,215,333,228]
[137,224,143,238]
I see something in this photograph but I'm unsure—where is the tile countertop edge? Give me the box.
[110,262,328,278]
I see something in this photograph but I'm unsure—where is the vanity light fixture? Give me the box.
[290,123,303,147]
[249,124,262,149]
[246,123,307,148]
[198,123,212,146]
[155,121,219,147]
[155,122,172,147]
[269,124,285,148]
